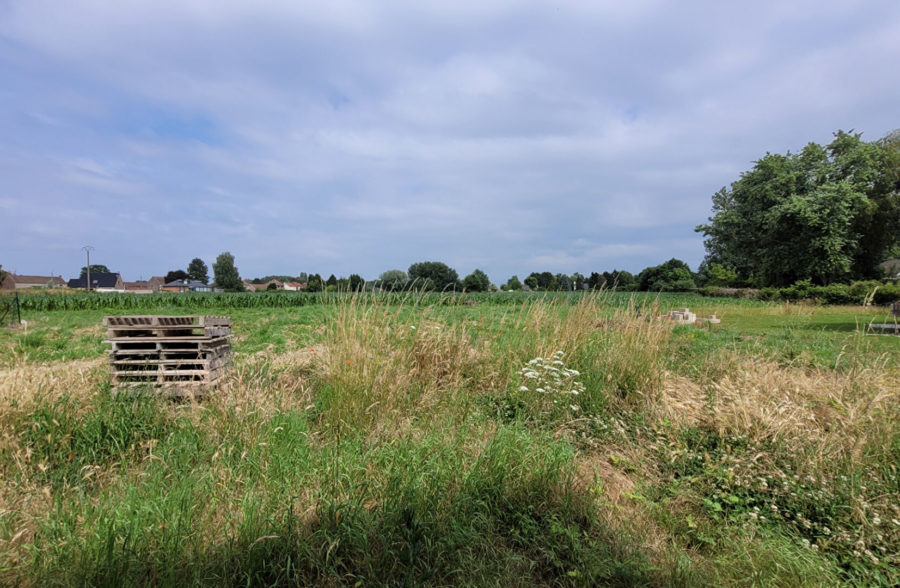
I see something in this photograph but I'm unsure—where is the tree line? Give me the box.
[64,130,899,297]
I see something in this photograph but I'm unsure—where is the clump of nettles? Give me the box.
[517,351,585,414]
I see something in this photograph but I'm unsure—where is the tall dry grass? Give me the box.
[312,293,676,436]
[657,355,898,473]
[313,294,492,435]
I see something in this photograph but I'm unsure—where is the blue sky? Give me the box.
[2,0,899,284]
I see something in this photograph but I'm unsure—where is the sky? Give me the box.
[1,1,899,284]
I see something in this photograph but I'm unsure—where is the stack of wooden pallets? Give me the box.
[103,315,232,393]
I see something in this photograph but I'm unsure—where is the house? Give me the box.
[161,279,213,293]
[1,274,66,290]
[242,280,285,291]
[67,272,125,292]
[123,276,166,293]
[283,281,306,291]
[147,276,166,292]
[123,281,154,294]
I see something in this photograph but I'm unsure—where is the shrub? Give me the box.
[808,284,855,305]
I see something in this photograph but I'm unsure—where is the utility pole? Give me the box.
[82,245,95,292]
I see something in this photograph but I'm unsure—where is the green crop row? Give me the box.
[3,289,773,314]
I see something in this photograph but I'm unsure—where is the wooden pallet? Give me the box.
[103,315,232,393]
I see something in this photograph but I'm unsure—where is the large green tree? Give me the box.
[378,270,408,291]
[503,275,523,291]
[462,269,491,292]
[696,130,900,286]
[638,259,696,291]
[597,270,637,291]
[165,269,189,283]
[213,252,243,291]
[187,258,209,283]
[408,261,459,291]
[80,264,110,276]
[526,272,557,291]
[348,274,365,291]
[306,273,324,292]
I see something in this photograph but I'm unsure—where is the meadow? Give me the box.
[0,291,898,586]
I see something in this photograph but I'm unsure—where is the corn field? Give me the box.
[1,290,775,313]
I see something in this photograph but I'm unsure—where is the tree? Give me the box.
[348,274,365,291]
[462,269,491,292]
[306,274,324,292]
[571,273,586,290]
[213,252,243,291]
[526,271,558,290]
[80,264,110,276]
[539,272,556,290]
[165,270,189,283]
[555,273,572,291]
[408,261,459,291]
[697,130,900,286]
[504,275,523,291]
[378,270,408,291]
[524,275,538,290]
[610,270,637,291]
[326,274,338,287]
[591,270,637,291]
[187,258,209,284]
[638,259,697,291]
[698,262,739,287]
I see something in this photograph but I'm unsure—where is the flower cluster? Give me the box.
[517,351,585,412]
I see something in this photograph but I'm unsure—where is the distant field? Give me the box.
[1,292,897,585]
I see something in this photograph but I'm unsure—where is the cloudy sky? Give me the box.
[1,1,898,284]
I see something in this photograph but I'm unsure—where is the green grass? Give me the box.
[1,292,898,585]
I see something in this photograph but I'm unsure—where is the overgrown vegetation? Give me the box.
[0,292,897,585]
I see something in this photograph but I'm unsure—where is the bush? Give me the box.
[779,279,813,301]
[872,282,900,305]
[808,284,855,305]
[848,281,884,301]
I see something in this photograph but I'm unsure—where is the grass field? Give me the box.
[1,292,898,586]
